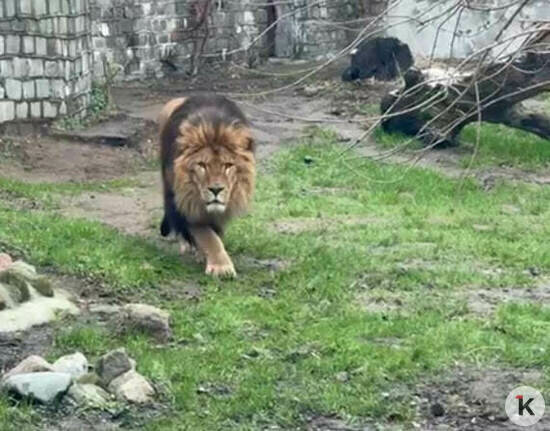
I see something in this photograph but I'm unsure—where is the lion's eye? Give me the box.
[224,163,234,171]
[196,162,206,170]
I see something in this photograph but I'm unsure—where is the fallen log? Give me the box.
[380,52,550,148]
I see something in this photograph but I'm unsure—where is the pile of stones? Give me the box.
[1,348,154,406]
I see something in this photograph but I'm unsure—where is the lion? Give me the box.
[158,94,255,277]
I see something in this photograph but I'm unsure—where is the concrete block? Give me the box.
[51,80,64,98]
[0,101,15,123]
[5,0,16,17]
[5,79,22,100]
[6,35,20,54]
[23,81,35,99]
[49,0,61,15]
[23,36,34,54]
[34,0,46,15]
[13,57,30,78]
[20,0,32,14]
[36,79,50,98]
[43,101,57,118]
[30,102,41,118]
[0,60,14,78]
[35,37,47,55]
[0,86,4,99]
[29,59,44,77]
[59,101,67,115]
[59,17,68,34]
[45,61,59,77]
[16,102,28,119]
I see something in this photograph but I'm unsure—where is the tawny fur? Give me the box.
[158,95,255,277]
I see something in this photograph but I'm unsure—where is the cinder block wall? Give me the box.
[0,0,93,124]
[0,0,387,124]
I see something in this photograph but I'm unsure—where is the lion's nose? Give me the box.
[208,185,224,196]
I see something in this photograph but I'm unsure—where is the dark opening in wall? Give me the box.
[266,0,277,57]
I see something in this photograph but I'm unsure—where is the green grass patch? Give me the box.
[1,132,550,429]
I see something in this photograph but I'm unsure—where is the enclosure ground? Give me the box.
[1,60,549,430]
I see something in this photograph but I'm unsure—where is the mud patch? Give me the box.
[0,326,53,372]
[238,256,291,273]
[414,366,548,430]
[0,137,149,184]
[466,284,550,315]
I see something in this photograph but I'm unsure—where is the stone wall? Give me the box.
[90,0,386,79]
[0,0,387,124]
[0,0,93,125]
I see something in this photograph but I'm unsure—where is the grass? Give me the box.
[1,131,550,429]
[372,121,550,170]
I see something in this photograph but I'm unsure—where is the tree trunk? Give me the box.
[380,52,550,148]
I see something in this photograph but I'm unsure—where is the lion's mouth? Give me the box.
[206,200,226,214]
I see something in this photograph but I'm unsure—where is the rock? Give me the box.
[77,372,101,385]
[67,383,111,408]
[0,253,12,271]
[431,402,445,417]
[122,303,172,342]
[89,304,121,315]
[2,372,72,404]
[96,348,133,385]
[8,261,38,279]
[33,276,54,297]
[0,271,31,303]
[52,352,88,380]
[108,370,154,404]
[2,355,53,381]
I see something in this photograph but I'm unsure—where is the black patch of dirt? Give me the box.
[0,326,53,373]
[414,366,548,430]
[467,284,550,315]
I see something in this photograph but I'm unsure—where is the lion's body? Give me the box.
[158,94,255,277]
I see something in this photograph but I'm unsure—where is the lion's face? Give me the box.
[190,147,240,215]
[172,121,255,223]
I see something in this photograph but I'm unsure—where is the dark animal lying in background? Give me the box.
[342,37,414,82]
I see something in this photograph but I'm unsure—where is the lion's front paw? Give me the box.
[205,261,236,278]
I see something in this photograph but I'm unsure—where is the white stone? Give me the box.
[67,383,111,408]
[2,355,53,382]
[30,102,41,118]
[23,36,34,54]
[5,79,22,100]
[2,372,72,404]
[23,81,35,98]
[6,35,19,54]
[52,352,88,380]
[108,370,154,404]
[16,102,28,119]
[43,101,57,118]
[36,79,50,98]
[35,37,46,55]
[0,101,15,123]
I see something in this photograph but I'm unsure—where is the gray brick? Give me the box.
[5,0,15,16]
[6,35,20,54]
[35,37,47,55]
[5,79,22,100]
[59,17,68,34]
[49,0,61,15]
[34,0,46,15]
[16,102,28,119]
[0,36,4,56]
[59,101,67,115]
[43,101,57,118]
[20,0,32,14]
[0,60,14,78]
[23,81,35,99]
[40,18,54,34]
[30,102,41,118]
[13,57,30,78]
[0,101,15,123]
[36,79,50,98]
[23,36,34,54]
[45,61,59,77]
[51,80,64,98]
[29,59,44,77]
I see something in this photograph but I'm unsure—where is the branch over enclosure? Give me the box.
[380,29,550,148]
